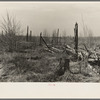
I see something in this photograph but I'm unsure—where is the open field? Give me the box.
[0,36,100,82]
[1,2,100,82]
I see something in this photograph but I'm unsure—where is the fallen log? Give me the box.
[51,47,63,53]
[44,48,55,53]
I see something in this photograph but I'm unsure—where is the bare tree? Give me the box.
[81,15,94,48]
[52,29,59,45]
[0,12,22,52]
[88,29,94,48]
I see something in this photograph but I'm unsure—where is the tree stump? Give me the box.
[56,58,70,76]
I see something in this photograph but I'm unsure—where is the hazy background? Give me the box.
[0,2,100,36]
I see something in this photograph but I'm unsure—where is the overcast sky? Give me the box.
[0,2,100,36]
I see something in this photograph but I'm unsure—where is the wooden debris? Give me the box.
[51,47,63,53]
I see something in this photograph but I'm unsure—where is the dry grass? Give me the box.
[0,47,60,82]
[0,45,100,82]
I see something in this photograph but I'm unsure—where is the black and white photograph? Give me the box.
[0,1,100,82]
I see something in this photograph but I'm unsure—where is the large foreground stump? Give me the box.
[56,58,70,76]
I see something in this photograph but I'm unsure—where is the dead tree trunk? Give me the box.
[64,58,70,71]
[30,30,32,42]
[57,28,59,45]
[26,26,29,42]
[40,33,51,49]
[39,32,42,46]
[56,58,70,76]
[74,22,78,59]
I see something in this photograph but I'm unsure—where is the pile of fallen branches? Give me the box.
[40,34,100,78]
